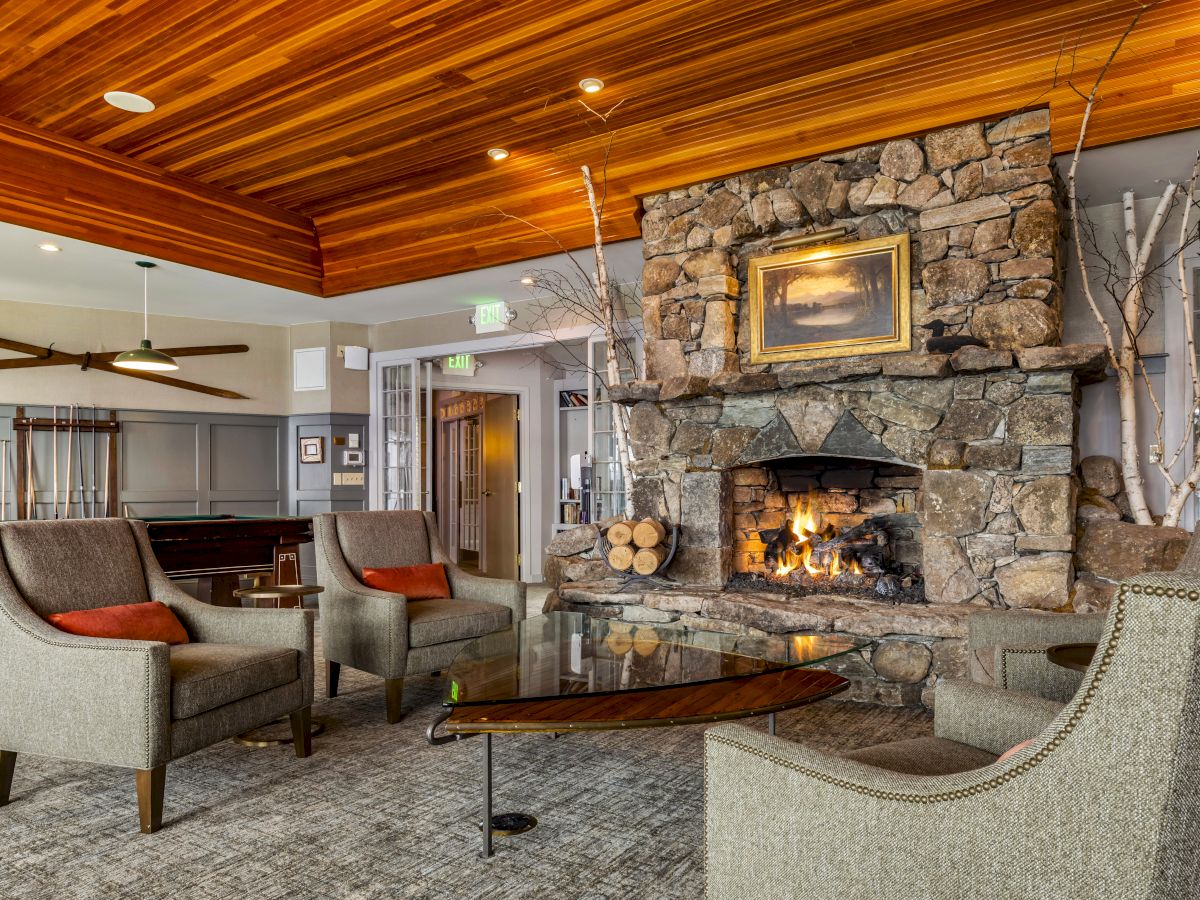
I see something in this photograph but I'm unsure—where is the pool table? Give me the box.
[136,514,314,607]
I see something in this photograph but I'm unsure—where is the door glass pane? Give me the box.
[380,362,422,511]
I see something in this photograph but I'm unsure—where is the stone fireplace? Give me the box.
[547,110,1109,707]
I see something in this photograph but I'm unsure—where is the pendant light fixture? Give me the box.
[113,261,179,371]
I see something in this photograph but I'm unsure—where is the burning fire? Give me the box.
[775,495,864,578]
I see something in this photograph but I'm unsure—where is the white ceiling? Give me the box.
[0,220,644,327]
[0,128,1194,328]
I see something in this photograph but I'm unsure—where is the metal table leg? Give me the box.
[482,733,493,859]
[768,712,776,736]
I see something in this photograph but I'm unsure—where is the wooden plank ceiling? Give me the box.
[0,0,1197,298]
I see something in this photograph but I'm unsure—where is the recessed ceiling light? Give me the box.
[487,147,510,161]
[38,242,61,253]
[520,275,535,285]
[579,78,605,94]
[103,91,155,113]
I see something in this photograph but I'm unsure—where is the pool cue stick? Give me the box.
[64,404,74,518]
[75,407,85,519]
[52,404,59,518]
[101,424,110,518]
[26,428,36,519]
[89,405,97,518]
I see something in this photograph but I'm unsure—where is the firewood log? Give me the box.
[607,520,634,546]
[632,544,668,575]
[632,518,667,548]
[608,544,635,571]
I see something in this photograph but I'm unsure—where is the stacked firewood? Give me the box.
[606,518,669,575]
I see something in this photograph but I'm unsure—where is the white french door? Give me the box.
[371,358,433,511]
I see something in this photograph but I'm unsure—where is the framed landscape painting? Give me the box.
[748,233,911,363]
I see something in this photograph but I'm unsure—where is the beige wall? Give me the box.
[0,299,292,415]
[287,321,371,416]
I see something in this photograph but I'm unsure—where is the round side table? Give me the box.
[234,583,324,610]
[232,583,326,748]
[1046,642,1097,672]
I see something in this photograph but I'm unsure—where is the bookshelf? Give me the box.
[552,377,588,533]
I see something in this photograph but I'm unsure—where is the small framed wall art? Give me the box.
[748,233,911,363]
[299,436,325,464]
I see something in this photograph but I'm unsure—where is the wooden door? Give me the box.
[482,394,519,580]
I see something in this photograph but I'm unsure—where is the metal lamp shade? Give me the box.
[113,339,179,371]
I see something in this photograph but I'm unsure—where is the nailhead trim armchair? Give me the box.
[313,510,526,723]
[704,571,1200,898]
[0,519,315,833]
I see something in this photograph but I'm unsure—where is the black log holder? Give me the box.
[598,523,682,588]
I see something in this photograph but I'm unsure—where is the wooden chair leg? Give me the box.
[136,765,166,834]
[0,751,16,806]
[385,678,404,724]
[327,660,341,698]
[290,707,313,758]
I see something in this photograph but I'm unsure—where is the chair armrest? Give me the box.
[995,643,1086,703]
[933,678,1063,755]
[446,566,526,624]
[0,596,171,770]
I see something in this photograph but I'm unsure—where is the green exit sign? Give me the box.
[473,300,511,334]
[442,352,476,375]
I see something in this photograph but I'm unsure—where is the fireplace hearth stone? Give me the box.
[548,581,973,709]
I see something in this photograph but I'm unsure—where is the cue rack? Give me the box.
[5,406,120,521]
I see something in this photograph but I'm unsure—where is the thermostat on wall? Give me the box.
[343,450,365,466]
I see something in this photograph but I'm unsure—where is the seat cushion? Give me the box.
[169,643,298,721]
[407,598,511,649]
[842,736,998,776]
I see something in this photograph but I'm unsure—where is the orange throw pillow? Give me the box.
[47,601,190,645]
[361,563,451,599]
[996,738,1035,763]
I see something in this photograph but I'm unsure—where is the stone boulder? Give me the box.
[1012,199,1058,258]
[1075,520,1191,581]
[789,161,838,225]
[1079,455,1123,498]
[628,401,674,459]
[971,298,1060,349]
[879,139,925,182]
[1071,573,1118,614]
[682,248,732,279]
[922,258,990,306]
[923,534,983,604]
[1013,475,1074,535]
[546,524,600,558]
[923,470,993,536]
[994,553,1073,610]
[925,123,991,171]
[642,257,681,295]
[872,641,932,683]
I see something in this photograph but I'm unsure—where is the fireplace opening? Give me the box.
[730,456,925,603]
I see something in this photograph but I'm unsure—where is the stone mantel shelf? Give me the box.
[558,581,974,639]
[609,342,1109,406]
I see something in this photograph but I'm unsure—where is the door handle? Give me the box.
[482,489,494,497]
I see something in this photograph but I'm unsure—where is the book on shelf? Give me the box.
[558,390,587,408]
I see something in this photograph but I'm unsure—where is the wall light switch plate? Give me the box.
[332,473,343,486]
[342,472,365,486]
[348,432,360,448]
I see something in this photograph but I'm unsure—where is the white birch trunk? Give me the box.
[582,163,635,518]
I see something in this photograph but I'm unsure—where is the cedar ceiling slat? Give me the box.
[0,0,1197,297]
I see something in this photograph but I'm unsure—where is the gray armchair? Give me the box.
[0,519,314,834]
[705,571,1200,898]
[313,510,526,723]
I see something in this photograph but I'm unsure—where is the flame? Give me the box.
[773,494,863,579]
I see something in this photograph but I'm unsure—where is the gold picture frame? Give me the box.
[748,233,911,363]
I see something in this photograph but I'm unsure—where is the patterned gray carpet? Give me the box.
[0,632,931,900]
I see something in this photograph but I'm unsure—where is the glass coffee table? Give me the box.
[426,611,869,857]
